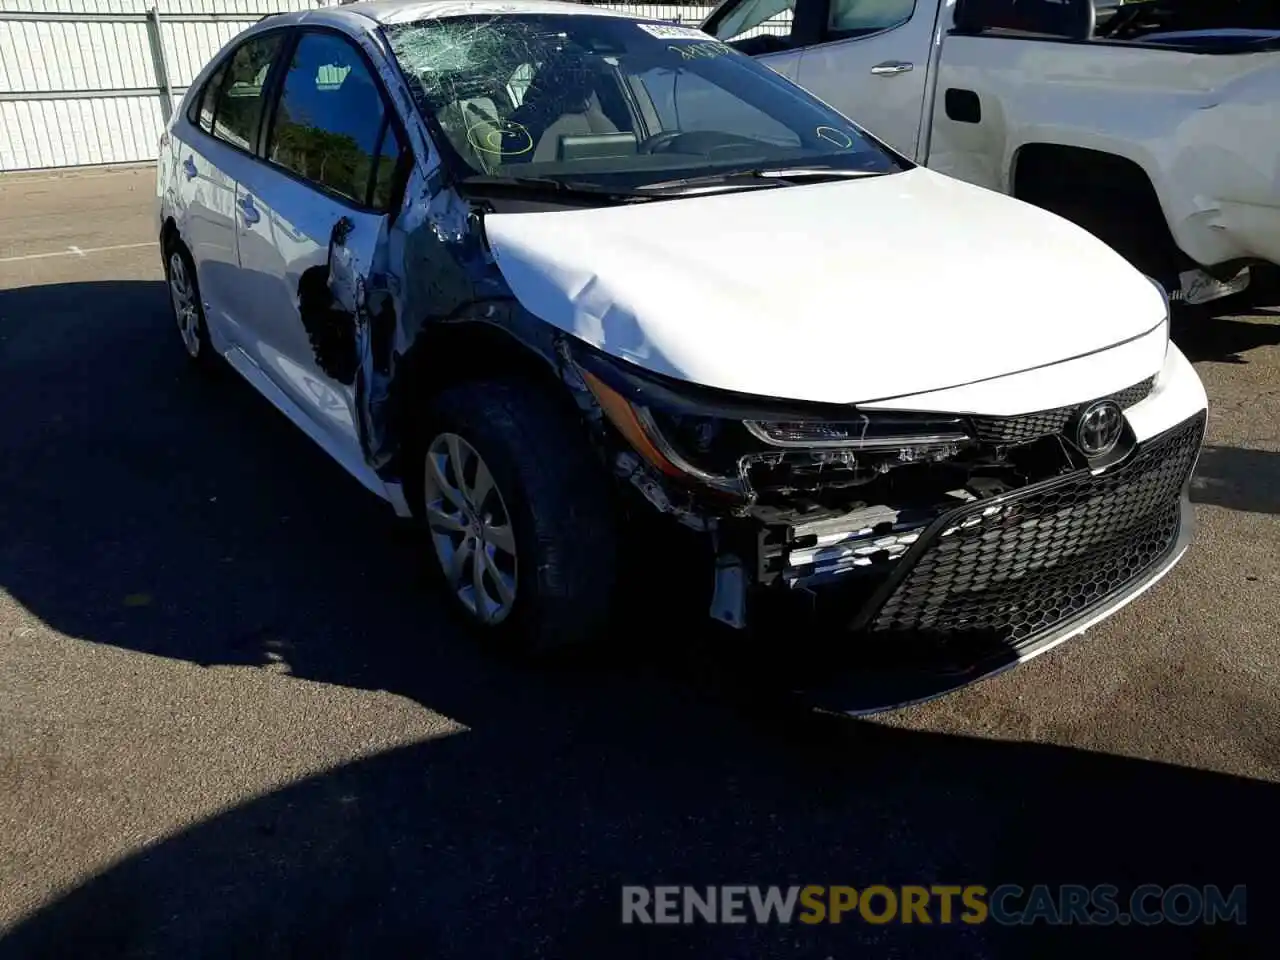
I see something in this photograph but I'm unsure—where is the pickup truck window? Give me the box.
[634,68,801,147]
[953,0,1094,39]
[714,0,798,44]
[828,0,917,36]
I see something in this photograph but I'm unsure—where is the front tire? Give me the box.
[412,380,619,657]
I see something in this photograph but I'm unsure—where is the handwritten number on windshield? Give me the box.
[668,41,731,61]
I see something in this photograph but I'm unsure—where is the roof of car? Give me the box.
[337,0,644,25]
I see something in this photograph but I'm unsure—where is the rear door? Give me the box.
[233,28,408,454]
[173,31,284,343]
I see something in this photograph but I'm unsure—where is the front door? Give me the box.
[702,0,808,82]
[791,0,938,157]
[233,29,406,455]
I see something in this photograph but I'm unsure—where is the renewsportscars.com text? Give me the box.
[621,884,1247,926]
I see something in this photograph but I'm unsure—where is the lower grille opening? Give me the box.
[859,411,1204,663]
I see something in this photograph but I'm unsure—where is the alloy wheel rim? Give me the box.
[168,252,201,357]
[422,432,518,625]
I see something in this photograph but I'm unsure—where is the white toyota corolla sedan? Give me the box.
[156,0,1208,709]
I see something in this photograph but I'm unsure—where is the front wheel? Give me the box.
[412,380,619,657]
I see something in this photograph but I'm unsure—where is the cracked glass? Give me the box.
[383,12,906,190]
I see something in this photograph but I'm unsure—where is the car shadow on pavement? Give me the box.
[1193,446,1280,516]
[1,281,1278,958]
[2,713,1277,960]
[1171,278,1280,365]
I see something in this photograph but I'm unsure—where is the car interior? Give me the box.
[434,52,643,174]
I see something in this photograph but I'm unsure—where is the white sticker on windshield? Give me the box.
[636,23,713,41]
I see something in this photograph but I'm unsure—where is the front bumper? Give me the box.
[736,347,1208,713]
[788,416,1201,715]
[791,494,1197,716]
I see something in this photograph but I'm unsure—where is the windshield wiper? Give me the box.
[634,166,888,194]
[459,174,652,204]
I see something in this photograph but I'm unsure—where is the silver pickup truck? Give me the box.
[702,0,1280,305]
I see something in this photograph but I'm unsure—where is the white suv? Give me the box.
[156,0,1208,709]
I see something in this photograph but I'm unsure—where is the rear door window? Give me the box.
[211,33,283,151]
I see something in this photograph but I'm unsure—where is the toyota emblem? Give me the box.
[1076,400,1124,457]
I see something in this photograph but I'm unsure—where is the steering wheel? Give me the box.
[636,130,685,155]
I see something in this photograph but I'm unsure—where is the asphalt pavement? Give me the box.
[1,166,1278,958]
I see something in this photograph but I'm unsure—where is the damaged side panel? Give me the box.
[296,21,615,478]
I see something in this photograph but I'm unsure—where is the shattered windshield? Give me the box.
[383,13,907,190]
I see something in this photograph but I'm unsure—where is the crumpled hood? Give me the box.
[483,167,1168,406]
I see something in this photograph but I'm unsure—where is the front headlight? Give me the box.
[575,351,973,500]
[744,416,970,450]
[1145,274,1172,354]
[579,368,753,497]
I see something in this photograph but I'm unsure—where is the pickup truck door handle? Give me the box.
[182,156,197,180]
[871,61,914,77]
[237,194,261,226]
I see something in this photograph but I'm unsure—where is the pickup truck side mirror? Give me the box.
[953,0,1096,40]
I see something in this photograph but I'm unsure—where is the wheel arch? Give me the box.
[1010,142,1183,284]
[160,216,188,259]
[388,317,590,482]
[1011,143,1166,215]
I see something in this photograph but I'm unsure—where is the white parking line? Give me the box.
[0,241,157,264]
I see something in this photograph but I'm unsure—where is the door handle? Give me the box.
[182,156,197,180]
[237,194,260,226]
[871,61,914,76]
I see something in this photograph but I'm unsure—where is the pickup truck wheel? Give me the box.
[1039,194,1179,294]
[413,380,618,658]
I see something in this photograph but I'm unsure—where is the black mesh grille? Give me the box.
[865,412,1204,650]
[969,376,1156,445]
[1111,377,1157,409]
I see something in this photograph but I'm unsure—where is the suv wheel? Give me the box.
[413,380,618,656]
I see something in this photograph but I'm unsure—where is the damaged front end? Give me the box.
[569,342,1201,701]
[292,139,1197,709]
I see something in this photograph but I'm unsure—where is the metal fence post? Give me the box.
[146,3,174,123]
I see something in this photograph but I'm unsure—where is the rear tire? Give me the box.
[409,379,619,658]
[163,237,216,369]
